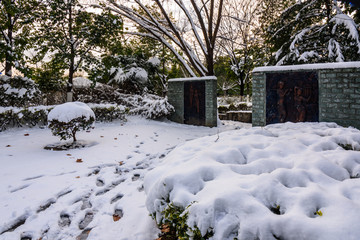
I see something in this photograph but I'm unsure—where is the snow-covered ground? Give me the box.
[146,122,360,240]
[0,117,248,240]
[2,118,360,240]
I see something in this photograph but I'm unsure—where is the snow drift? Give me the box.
[145,122,360,240]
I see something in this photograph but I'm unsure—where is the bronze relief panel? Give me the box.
[266,72,318,125]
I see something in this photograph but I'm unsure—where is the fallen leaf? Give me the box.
[100,136,104,138]
[113,214,121,221]
[76,176,80,178]
[114,138,117,140]
[66,154,72,156]
[6,145,11,147]
[119,161,123,165]
[76,159,83,163]
[24,133,29,136]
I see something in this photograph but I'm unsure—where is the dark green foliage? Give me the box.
[0,75,42,107]
[0,0,43,76]
[0,105,127,132]
[0,107,49,131]
[90,54,159,94]
[338,143,358,151]
[48,116,95,142]
[159,202,214,240]
[266,0,360,65]
[35,0,123,95]
[30,59,67,93]
[91,106,128,122]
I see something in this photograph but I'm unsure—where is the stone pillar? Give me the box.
[167,77,217,127]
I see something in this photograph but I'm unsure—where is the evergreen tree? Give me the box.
[0,0,43,76]
[267,0,360,65]
[37,0,122,101]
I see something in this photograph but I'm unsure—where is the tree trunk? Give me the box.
[67,3,74,102]
[239,72,245,96]
[5,13,13,77]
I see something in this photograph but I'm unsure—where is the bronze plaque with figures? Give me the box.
[266,72,318,125]
[184,81,205,126]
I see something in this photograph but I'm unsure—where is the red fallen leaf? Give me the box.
[6,145,11,147]
[24,133,29,136]
[113,214,121,222]
[76,159,83,163]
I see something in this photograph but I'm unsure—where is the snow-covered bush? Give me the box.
[87,103,127,122]
[73,83,174,119]
[0,104,127,132]
[122,94,174,119]
[0,75,42,107]
[48,102,95,142]
[145,122,360,240]
[90,54,160,94]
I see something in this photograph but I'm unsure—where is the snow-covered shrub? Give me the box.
[48,102,95,142]
[0,104,127,131]
[87,103,128,122]
[158,202,214,240]
[122,94,174,119]
[0,75,42,107]
[0,106,52,131]
[73,82,174,119]
[90,54,160,94]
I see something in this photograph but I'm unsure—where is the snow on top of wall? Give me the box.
[48,102,95,123]
[169,76,217,82]
[253,61,360,72]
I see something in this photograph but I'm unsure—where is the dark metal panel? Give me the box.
[184,81,205,126]
[266,72,319,125]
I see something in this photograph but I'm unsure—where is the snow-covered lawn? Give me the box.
[0,117,248,240]
[146,122,360,240]
[1,118,360,240]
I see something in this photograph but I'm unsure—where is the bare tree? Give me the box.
[217,0,263,96]
[103,0,224,77]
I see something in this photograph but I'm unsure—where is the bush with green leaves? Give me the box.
[0,75,42,107]
[47,102,95,142]
[155,202,214,240]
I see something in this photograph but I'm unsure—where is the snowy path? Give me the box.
[0,117,249,240]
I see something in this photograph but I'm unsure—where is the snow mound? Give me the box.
[145,122,360,240]
[48,102,95,123]
[73,77,93,88]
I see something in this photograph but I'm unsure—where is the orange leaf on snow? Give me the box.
[76,159,83,163]
[113,214,121,221]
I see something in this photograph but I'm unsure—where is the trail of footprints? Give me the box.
[2,134,164,240]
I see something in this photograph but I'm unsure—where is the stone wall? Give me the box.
[168,77,217,127]
[252,62,360,129]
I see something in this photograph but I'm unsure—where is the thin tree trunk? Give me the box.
[5,13,13,77]
[67,2,74,102]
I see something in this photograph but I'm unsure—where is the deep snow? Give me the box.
[1,118,360,240]
[0,117,248,240]
[145,122,360,240]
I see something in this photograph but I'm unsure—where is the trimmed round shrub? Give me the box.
[48,102,95,142]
